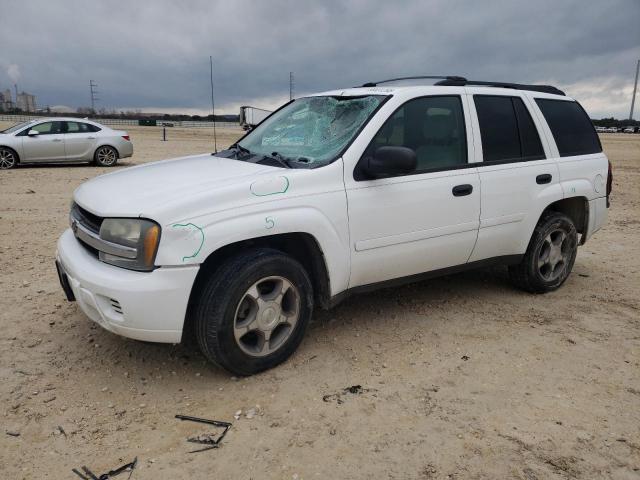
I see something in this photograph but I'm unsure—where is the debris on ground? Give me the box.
[461,355,470,361]
[71,457,137,479]
[6,430,20,437]
[322,385,375,404]
[175,414,232,453]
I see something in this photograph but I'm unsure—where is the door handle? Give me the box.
[452,184,473,197]
[536,174,552,184]
[52,138,62,142]
[87,136,96,139]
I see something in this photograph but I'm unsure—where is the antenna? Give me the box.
[210,56,218,153]
[630,59,640,120]
[289,71,295,101]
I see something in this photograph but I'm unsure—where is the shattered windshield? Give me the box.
[237,95,385,167]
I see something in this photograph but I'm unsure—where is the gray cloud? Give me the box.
[1,0,639,118]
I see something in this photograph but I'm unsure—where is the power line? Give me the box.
[289,71,295,101]
[630,59,639,121]
[89,80,99,112]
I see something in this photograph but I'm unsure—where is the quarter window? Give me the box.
[364,95,467,173]
[535,99,602,157]
[474,95,545,163]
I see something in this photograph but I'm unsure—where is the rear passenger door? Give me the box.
[467,93,561,262]
[63,121,98,161]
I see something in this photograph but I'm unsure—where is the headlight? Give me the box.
[99,218,161,271]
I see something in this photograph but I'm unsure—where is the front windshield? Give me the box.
[238,95,385,167]
[1,120,34,134]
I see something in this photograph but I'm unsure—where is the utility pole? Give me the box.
[289,71,295,101]
[629,59,640,121]
[89,80,99,113]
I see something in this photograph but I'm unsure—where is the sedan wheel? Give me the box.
[0,148,17,169]
[94,146,118,166]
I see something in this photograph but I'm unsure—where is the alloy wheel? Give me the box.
[96,147,117,166]
[233,276,300,357]
[537,229,571,281]
[0,148,16,169]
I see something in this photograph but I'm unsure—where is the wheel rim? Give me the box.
[97,147,116,165]
[537,229,571,282]
[0,148,16,169]
[233,276,300,357]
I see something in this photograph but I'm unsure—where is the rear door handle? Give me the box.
[52,138,62,142]
[87,136,96,139]
[536,174,552,184]
[452,184,473,197]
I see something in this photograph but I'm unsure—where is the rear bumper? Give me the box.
[56,229,198,343]
[118,141,133,158]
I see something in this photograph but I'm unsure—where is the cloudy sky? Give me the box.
[1,0,639,118]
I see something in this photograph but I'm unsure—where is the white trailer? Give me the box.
[239,106,272,131]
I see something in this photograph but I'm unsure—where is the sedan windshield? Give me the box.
[1,120,34,134]
[237,95,385,167]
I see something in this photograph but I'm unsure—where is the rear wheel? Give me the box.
[509,211,578,293]
[0,147,18,169]
[94,146,118,166]
[194,248,313,375]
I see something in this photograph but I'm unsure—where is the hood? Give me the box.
[74,153,276,219]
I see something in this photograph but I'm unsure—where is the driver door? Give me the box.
[21,121,66,162]
[345,95,481,287]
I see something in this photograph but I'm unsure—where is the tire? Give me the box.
[0,147,18,170]
[94,146,118,166]
[509,211,578,293]
[194,248,314,375]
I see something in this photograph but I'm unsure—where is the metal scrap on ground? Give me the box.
[71,457,137,480]
[175,414,232,453]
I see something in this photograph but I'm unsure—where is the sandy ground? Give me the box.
[0,125,639,479]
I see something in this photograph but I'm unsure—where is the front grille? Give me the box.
[71,202,103,234]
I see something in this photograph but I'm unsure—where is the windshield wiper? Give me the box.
[263,151,293,169]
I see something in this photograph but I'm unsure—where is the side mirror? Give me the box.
[27,129,39,136]
[361,146,417,179]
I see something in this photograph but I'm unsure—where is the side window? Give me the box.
[535,99,602,157]
[29,121,63,135]
[474,95,545,163]
[65,121,81,133]
[364,95,467,174]
[87,124,101,132]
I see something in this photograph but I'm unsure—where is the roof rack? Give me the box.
[360,75,565,96]
[434,78,565,96]
[361,75,467,87]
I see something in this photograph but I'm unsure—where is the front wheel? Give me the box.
[94,146,118,166]
[509,211,578,293]
[194,248,313,375]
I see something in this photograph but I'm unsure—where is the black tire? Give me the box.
[194,248,314,375]
[509,211,578,293]
[94,146,119,166]
[0,146,19,170]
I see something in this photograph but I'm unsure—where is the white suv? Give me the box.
[56,76,611,375]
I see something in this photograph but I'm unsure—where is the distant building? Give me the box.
[16,91,36,112]
[0,89,13,111]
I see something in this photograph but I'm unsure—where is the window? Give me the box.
[535,99,602,157]
[27,121,63,135]
[65,121,94,133]
[363,95,467,174]
[474,95,545,163]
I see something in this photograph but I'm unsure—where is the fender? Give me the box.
[157,203,351,297]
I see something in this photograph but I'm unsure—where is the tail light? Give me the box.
[122,135,130,141]
[606,159,612,208]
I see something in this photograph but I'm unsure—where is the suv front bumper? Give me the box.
[56,229,199,343]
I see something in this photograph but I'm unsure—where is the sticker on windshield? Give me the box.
[171,222,205,262]
[250,176,290,196]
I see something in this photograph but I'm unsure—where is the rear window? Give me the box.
[535,99,602,157]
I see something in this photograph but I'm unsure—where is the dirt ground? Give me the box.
[1,124,638,479]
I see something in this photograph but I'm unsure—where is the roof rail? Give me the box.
[434,78,565,96]
[361,75,467,87]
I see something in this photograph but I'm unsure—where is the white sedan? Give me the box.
[0,117,133,169]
